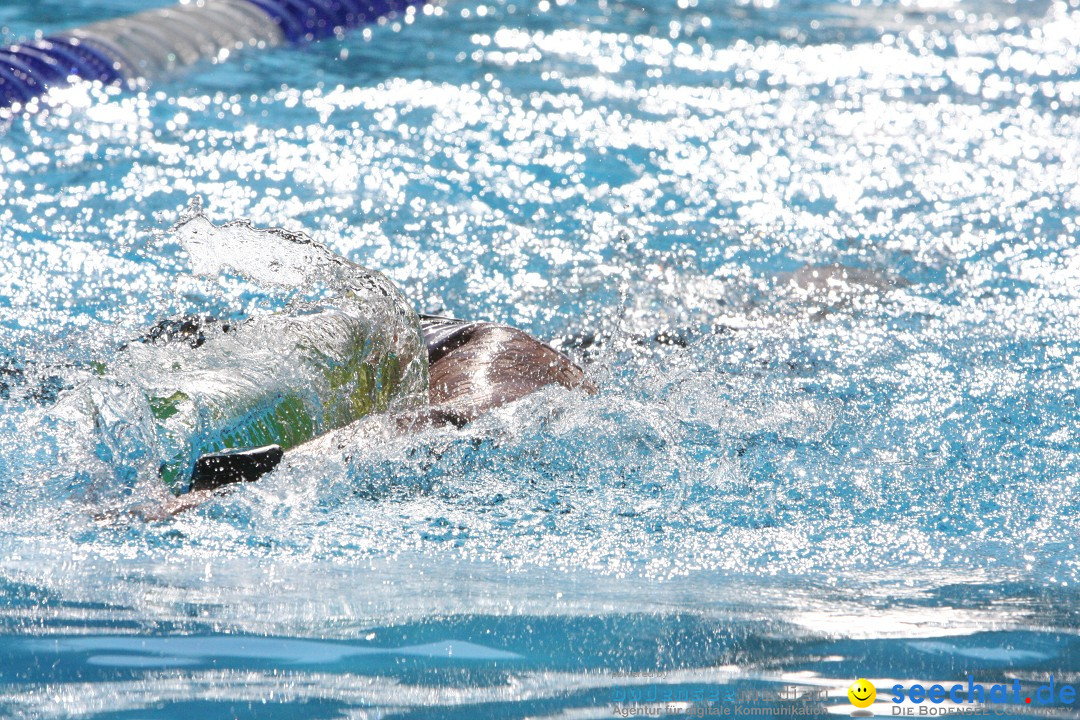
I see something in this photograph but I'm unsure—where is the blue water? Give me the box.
[1,0,1079,717]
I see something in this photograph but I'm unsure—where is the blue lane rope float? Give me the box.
[0,0,427,111]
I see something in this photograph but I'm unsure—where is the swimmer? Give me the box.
[141,312,595,485]
[69,208,595,517]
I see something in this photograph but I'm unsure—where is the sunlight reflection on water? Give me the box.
[0,0,1078,715]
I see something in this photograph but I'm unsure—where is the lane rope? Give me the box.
[1,0,426,111]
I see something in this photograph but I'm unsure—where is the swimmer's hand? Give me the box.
[188,445,284,492]
[127,444,284,521]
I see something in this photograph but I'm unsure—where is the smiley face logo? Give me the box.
[848,678,876,708]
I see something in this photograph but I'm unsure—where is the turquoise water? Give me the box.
[1,0,1079,717]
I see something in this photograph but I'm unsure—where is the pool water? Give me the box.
[1,0,1079,717]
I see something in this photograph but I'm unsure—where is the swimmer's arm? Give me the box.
[131,488,220,522]
[129,408,452,521]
